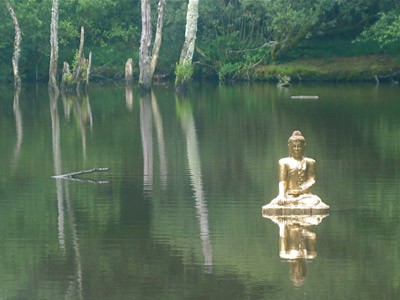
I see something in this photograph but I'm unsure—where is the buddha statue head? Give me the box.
[288,131,306,160]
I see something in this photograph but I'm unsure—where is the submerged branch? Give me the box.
[58,177,110,184]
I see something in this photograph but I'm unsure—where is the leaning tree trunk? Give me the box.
[150,0,166,78]
[139,0,152,91]
[49,0,59,93]
[271,2,323,61]
[175,0,199,90]
[6,0,22,90]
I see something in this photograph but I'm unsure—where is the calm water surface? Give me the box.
[0,82,399,299]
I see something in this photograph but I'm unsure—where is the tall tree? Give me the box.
[269,0,326,60]
[5,0,21,89]
[139,0,166,91]
[49,0,59,92]
[175,0,199,90]
[139,0,151,90]
[151,0,166,78]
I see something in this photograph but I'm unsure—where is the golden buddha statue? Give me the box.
[263,131,329,212]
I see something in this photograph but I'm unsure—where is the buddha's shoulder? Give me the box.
[278,157,293,165]
[304,157,316,164]
[278,157,316,164]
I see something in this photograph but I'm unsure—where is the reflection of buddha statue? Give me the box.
[262,131,329,213]
[265,215,328,287]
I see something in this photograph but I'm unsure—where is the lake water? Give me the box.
[0,82,399,299]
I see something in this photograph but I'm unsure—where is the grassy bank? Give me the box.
[249,55,400,83]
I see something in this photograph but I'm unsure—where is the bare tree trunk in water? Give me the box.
[74,27,85,93]
[61,27,91,93]
[86,51,92,90]
[139,0,152,91]
[125,58,134,84]
[175,0,199,90]
[150,0,166,78]
[139,0,167,91]
[6,0,22,90]
[74,27,85,81]
[49,0,59,93]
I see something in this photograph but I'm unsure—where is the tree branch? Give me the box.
[52,167,109,179]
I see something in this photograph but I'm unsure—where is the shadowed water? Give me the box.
[0,82,399,299]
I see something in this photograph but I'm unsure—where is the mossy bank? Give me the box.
[247,55,400,83]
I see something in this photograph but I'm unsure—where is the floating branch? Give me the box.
[52,167,109,179]
[291,95,319,99]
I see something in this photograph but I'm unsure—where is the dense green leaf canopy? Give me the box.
[0,0,398,82]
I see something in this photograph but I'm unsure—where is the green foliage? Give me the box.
[218,63,241,81]
[355,9,400,52]
[175,62,193,85]
[0,0,399,83]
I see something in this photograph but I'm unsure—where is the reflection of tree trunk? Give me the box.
[73,97,87,161]
[61,91,72,120]
[49,0,59,93]
[50,91,83,298]
[49,90,65,250]
[64,184,84,299]
[140,92,153,191]
[6,0,22,89]
[151,91,167,187]
[178,98,213,271]
[11,87,22,171]
[85,94,93,130]
[125,84,134,111]
[60,92,93,161]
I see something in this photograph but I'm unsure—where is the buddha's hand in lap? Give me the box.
[287,189,303,196]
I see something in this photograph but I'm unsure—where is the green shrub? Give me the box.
[175,62,193,85]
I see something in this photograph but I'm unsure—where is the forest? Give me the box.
[1,0,399,85]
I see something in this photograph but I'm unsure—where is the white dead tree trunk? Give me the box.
[125,58,134,84]
[175,0,199,90]
[74,27,85,82]
[139,0,166,91]
[139,0,152,90]
[6,0,22,90]
[179,0,199,66]
[86,51,92,90]
[61,27,91,93]
[150,0,166,78]
[49,0,59,93]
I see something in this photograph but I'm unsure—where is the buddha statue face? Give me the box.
[288,140,305,159]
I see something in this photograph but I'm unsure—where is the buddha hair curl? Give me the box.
[288,130,306,144]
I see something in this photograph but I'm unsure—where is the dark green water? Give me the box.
[0,82,399,299]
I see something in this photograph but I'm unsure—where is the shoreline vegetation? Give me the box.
[248,55,400,84]
[86,54,400,85]
[3,1,399,88]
